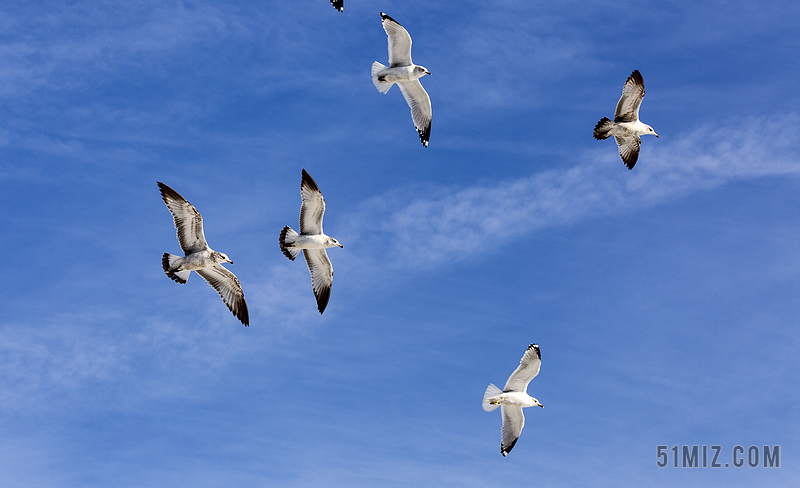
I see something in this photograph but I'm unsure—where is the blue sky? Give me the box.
[1,0,798,486]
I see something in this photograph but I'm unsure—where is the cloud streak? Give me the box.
[343,113,800,268]
[0,2,246,98]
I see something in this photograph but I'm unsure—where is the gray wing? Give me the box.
[299,169,326,235]
[502,343,541,393]
[196,264,249,326]
[303,249,333,314]
[330,0,343,12]
[500,406,525,457]
[397,80,432,147]
[614,70,645,123]
[381,12,413,67]
[158,182,208,254]
[614,135,641,170]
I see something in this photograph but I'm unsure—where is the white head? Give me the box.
[532,397,543,408]
[327,237,343,249]
[414,65,431,77]
[645,124,659,138]
[214,251,233,264]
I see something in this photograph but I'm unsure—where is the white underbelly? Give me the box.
[615,121,645,136]
[292,234,330,249]
[178,251,213,270]
[377,66,416,83]
[494,392,533,407]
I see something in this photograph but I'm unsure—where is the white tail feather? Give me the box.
[279,226,301,261]
[593,117,614,140]
[162,253,191,284]
[482,383,503,412]
[371,61,393,94]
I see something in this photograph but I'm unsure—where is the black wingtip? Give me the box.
[238,302,250,327]
[528,343,540,360]
[330,0,343,12]
[301,168,321,193]
[626,70,644,90]
[157,181,189,205]
[623,151,638,169]
[418,124,431,147]
[316,286,331,314]
[380,12,400,25]
[501,438,518,457]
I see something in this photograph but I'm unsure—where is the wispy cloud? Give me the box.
[0,2,247,98]
[341,113,800,269]
[0,259,332,411]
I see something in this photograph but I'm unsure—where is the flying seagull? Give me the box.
[158,182,249,326]
[371,12,432,147]
[329,0,343,12]
[279,169,343,314]
[482,343,544,457]
[593,70,659,169]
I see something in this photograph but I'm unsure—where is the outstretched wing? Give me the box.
[502,343,541,393]
[299,169,326,235]
[397,80,432,147]
[615,70,645,123]
[381,12,413,67]
[158,182,208,254]
[614,135,641,170]
[303,248,333,314]
[500,406,525,457]
[196,264,249,326]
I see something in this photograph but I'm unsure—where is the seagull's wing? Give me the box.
[196,264,249,326]
[158,182,208,254]
[330,0,343,12]
[614,70,645,123]
[502,343,541,393]
[303,249,333,314]
[381,12,413,67]
[397,80,432,147]
[299,169,326,235]
[500,406,525,457]
[614,135,641,170]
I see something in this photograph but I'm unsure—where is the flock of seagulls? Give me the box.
[158,7,661,457]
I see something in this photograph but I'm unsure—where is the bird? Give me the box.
[329,0,343,12]
[482,343,544,457]
[279,169,343,314]
[371,12,432,147]
[593,70,659,169]
[158,181,249,326]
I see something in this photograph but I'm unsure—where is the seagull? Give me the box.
[482,343,544,457]
[371,12,432,147]
[279,169,343,314]
[593,70,659,169]
[329,0,343,12]
[158,182,249,326]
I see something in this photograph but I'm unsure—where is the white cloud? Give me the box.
[342,113,800,269]
[0,2,247,97]
[0,258,331,410]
